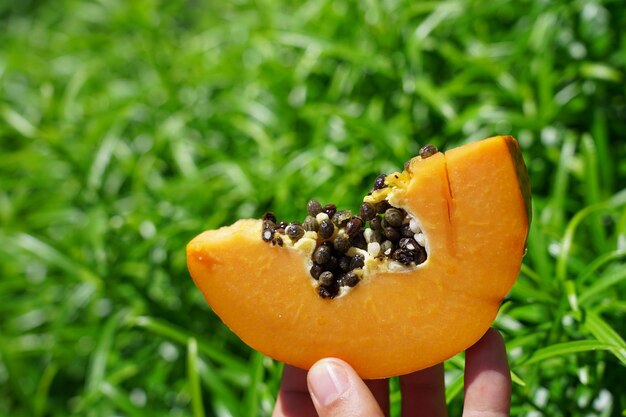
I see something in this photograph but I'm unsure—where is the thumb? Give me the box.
[307,358,385,417]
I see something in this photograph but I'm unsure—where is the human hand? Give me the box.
[272,328,510,417]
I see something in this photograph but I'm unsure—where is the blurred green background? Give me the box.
[1,0,625,415]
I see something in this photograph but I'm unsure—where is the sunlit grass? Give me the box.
[1,0,625,416]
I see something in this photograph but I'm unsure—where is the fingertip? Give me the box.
[463,328,511,417]
[307,358,385,417]
[307,359,351,408]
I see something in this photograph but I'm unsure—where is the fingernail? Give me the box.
[308,360,350,407]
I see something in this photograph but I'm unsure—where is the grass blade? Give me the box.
[581,133,607,252]
[510,371,526,387]
[85,310,127,393]
[521,340,619,366]
[10,233,102,287]
[244,351,266,417]
[128,315,250,376]
[557,189,626,281]
[99,382,144,417]
[579,268,626,305]
[187,338,206,417]
[576,250,626,285]
[33,363,58,417]
[445,372,464,404]
[198,362,240,417]
[584,311,626,366]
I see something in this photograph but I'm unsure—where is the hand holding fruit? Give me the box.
[272,328,511,417]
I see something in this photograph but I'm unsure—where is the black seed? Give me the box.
[307,200,323,217]
[313,245,332,265]
[372,229,383,243]
[349,233,367,250]
[381,240,394,256]
[373,174,387,190]
[331,210,352,227]
[375,200,390,214]
[322,204,337,218]
[278,221,288,229]
[262,212,276,223]
[401,223,414,237]
[360,202,376,221]
[318,271,335,287]
[340,271,360,287]
[262,229,274,242]
[310,264,323,279]
[318,284,338,299]
[285,223,305,241]
[327,256,339,272]
[392,248,416,265]
[414,245,427,264]
[345,217,363,237]
[370,216,383,231]
[350,254,365,270]
[319,219,334,239]
[420,144,438,159]
[399,237,418,251]
[263,219,276,230]
[384,208,404,228]
[339,256,352,272]
[333,235,350,253]
[384,227,401,242]
[275,236,284,247]
[303,216,318,232]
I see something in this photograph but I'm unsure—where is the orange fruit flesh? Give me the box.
[187,135,530,379]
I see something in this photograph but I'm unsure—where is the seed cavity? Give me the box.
[260,160,429,299]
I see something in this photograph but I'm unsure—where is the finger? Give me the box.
[463,328,511,417]
[272,365,318,417]
[365,378,390,416]
[399,363,448,417]
[307,358,385,417]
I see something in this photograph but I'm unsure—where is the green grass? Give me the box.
[1,0,625,415]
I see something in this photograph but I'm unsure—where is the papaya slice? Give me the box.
[187,135,530,379]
